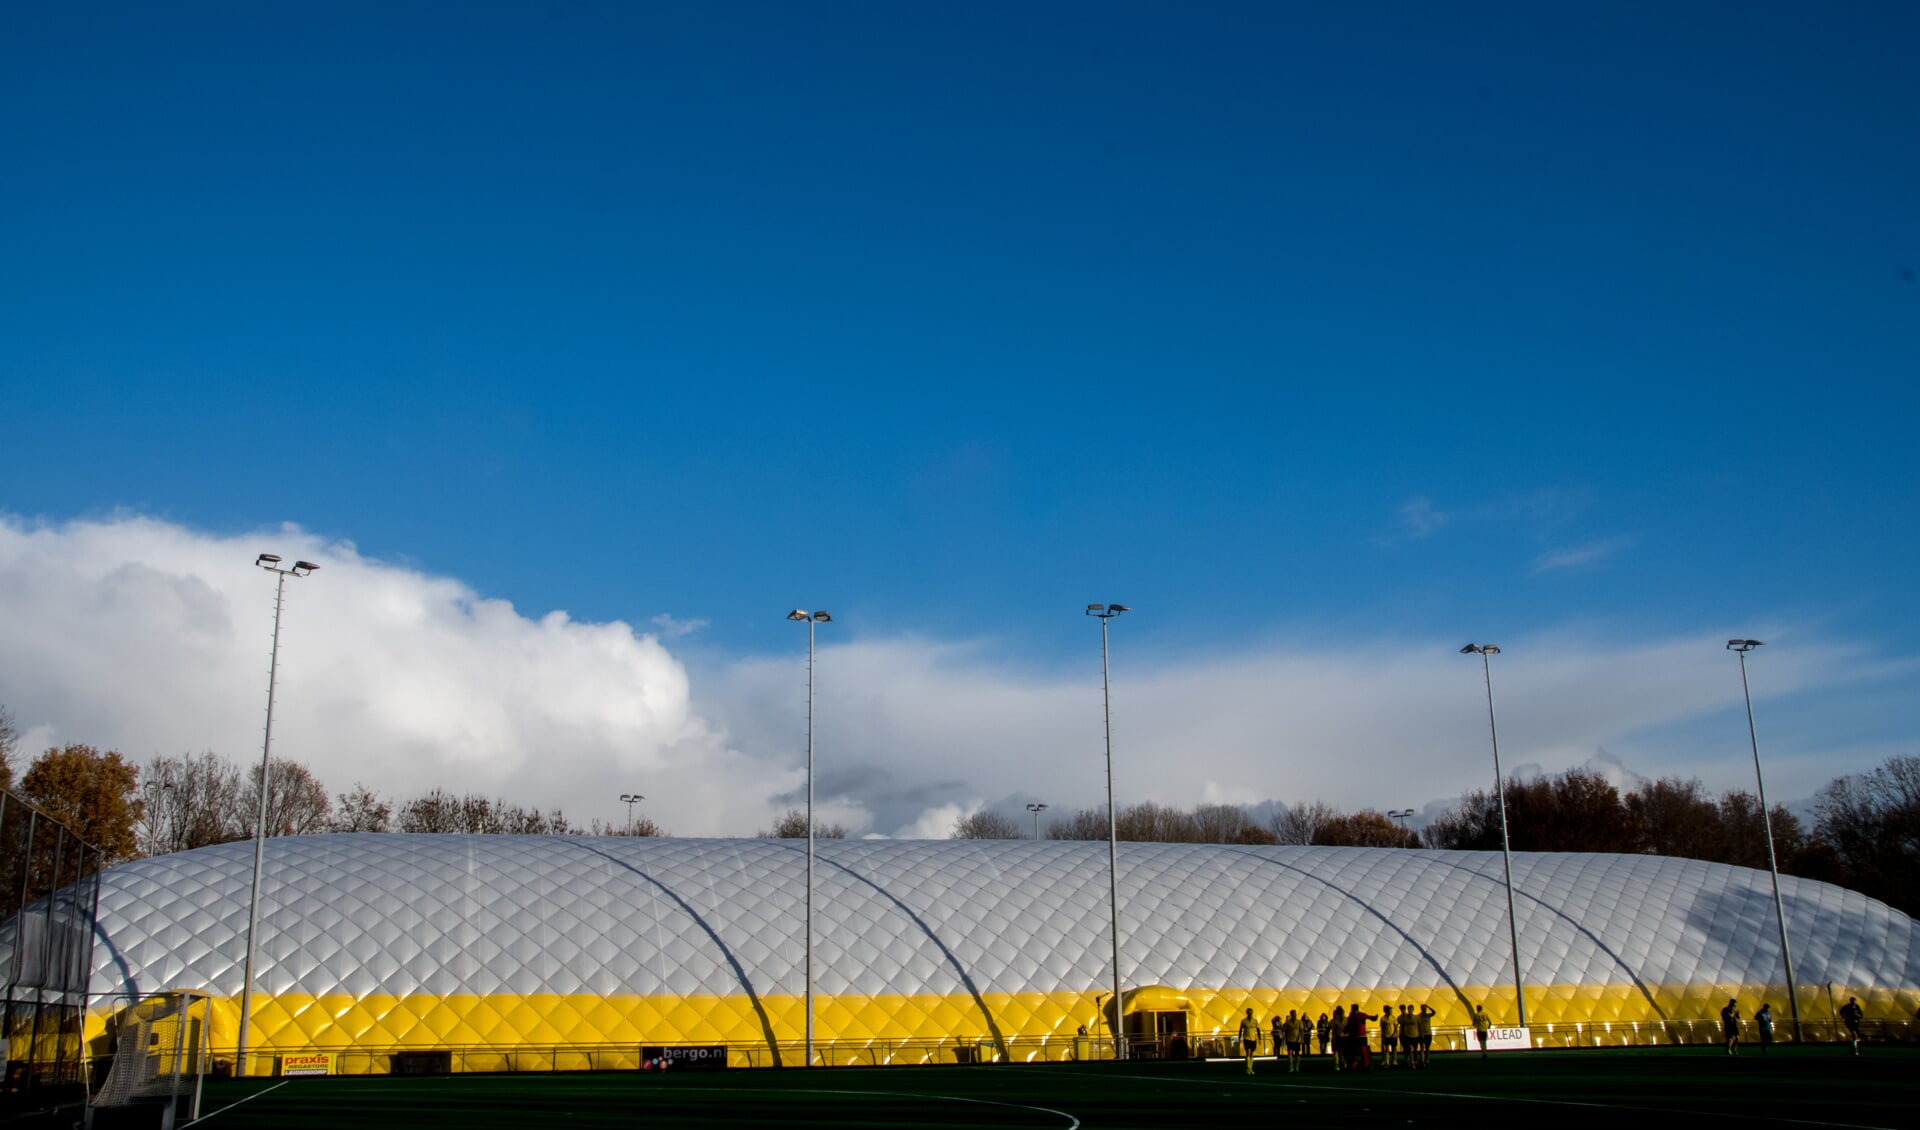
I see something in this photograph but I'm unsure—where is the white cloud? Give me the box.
[1397,497,1450,539]
[704,628,1906,834]
[2,514,1908,843]
[0,513,795,835]
[1531,534,1637,573]
[650,613,708,638]
[896,801,975,840]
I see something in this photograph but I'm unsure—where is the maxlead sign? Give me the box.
[280,1053,332,1076]
[1486,1027,1532,1051]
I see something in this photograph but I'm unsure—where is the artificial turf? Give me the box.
[154,1046,1915,1128]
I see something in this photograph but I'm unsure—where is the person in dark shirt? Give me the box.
[1839,996,1864,1055]
[1754,1002,1774,1054]
[1720,998,1742,1055]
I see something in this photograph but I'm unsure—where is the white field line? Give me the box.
[182,1079,290,1124]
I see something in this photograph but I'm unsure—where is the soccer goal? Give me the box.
[86,990,210,1130]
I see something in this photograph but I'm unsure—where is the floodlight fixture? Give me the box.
[237,554,317,1076]
[787,607,833,1066]
[1026,802,1049,839]
[1085,601,1132,1058]
[1461,640,1526,1030]
[1729,637,1800,1041]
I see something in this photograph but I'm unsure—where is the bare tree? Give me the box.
[397,787,463,833]
[396,789,575,835]
[1191,803,1274,844]
[1045,802,1274,843]
[141,752,247,855]
[0,704,17,790]
[1270,800,1339,846]
[1716,789,1805,870]
[241,758,333,837]
[1814,755,1920,916]
[1624,776,1720,858]
[331,783,392,833]
[1046,807,1114,840]
[756,809,847,838]
[586,816,666,836]
[1424,768,1635,853]
[1115,801,1195,842]
[952,810,1022,839]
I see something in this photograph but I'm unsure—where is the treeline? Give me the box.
[954,756,1920,919]
[1423,760,1920,917]
[0,739,662,865]
[4,705,1914,918]
[137,751,664,848]
[955,800,1420,849]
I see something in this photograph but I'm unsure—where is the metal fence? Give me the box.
[0,789,107,1110]
[223,1017,1920,1078]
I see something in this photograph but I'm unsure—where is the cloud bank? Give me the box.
[1,514,1906,839]
[0,513,795,835]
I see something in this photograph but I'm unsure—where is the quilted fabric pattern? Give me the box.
[77,836,1920,1051]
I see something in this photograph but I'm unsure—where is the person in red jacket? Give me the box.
[1347,1002,1376,1071]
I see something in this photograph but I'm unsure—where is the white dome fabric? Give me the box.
[81,836,1920,1055]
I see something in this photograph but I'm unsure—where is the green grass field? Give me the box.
[157,1046,1915,1129]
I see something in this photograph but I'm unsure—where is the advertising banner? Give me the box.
[281,1053,333,1076]
[1486,1027,1532,1051]
[640,1045,729,1070]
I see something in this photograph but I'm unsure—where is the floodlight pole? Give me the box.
[788,610,831,1067]
[238,554,317,1077]
[1087,604,1131,1060]
[1027,802,1049,840]
[1462,644,1527,1030]
[1730,639,1803,1042]
[620,792,645,835]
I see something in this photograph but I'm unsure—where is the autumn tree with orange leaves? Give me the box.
[20,743,143,861]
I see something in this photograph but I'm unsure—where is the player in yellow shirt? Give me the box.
[1238,1008,1262,1074]
[1282,1010,1306,1073]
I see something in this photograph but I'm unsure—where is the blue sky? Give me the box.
[2,3,1916,834]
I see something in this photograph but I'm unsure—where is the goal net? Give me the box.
[87,991,209,1130]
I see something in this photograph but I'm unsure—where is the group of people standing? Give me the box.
[1326,1002,1437,1071]
[1719,995,1871,1056]
[1236,1003,1438,1074]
